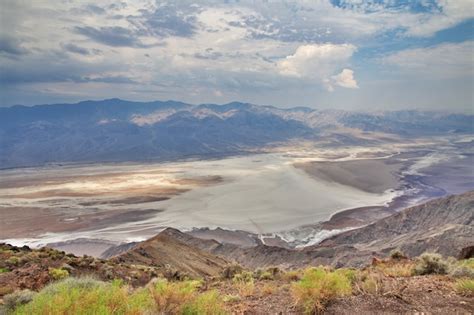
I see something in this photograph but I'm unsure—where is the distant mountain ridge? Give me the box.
[1,99,472,168]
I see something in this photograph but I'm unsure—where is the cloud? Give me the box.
[61,43,92,55]
[278,44,357,78]
[0,36,28,56]
[277,44,358,90]
[75,26,149,48]
[134,4,198,38]
[403,0,474,37]
[380,41,473,78]
[330,68,358,90]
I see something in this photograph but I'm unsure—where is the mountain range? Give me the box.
[1,99,472,168]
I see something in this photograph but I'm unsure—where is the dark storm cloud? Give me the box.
[62,43,92,55]
[74,26,150,48]
[0,36,28,56]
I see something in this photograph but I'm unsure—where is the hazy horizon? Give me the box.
[2,97,473,114]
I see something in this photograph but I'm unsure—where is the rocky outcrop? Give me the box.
[321,191,474,258]
[111,228,230,278]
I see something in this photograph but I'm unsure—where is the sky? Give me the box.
[0,0,473,112]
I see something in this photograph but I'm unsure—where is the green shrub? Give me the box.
[6,256,19,266]
[455,279,474,296]
[182,290,227,315]
[3,290,36,312]
[413,253,448,275]
[450,258,474,278]
[0,267,10,273]
[291,267,353,314]
[13,277,152,315]
[48,267,69,280]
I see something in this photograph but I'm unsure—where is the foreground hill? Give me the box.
[1,99,472,168]
[1,244,473,314]
[110,228,229,278]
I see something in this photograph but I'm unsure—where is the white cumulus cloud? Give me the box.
[277,44,358,91]
[277,44,357,78]
[331,68,359,89]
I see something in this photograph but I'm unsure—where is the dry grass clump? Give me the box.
[2,290,36,313]
[376,261,415,277]
[413,253,449,275]
[260,283,277,295]
[148,278,200,313]
[291,267,353,314]
[355,271,386,295]
[232,271,255,297]
[389,249,407,260]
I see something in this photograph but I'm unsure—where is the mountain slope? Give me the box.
[110,228,229,278]
[321,190,474,257]
[143,191,474,269]
[1,99,472,168]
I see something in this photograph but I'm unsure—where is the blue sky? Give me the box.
[0,0,472,111]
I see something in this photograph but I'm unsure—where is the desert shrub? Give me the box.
[48,267,69,280]
[3,290,36,312]
[450,258,474,278]
[258,271,274,280]
[182,290,227,315]
[6,256,19,266]
[291,267,353,314]
[455,279,474,296]
[0,267,9,273]
[389,249,407,260]
[459,258,474,269]
[233,271,254,282]
[233,272,255,297]
[148,279,200,313]
[221,264,243,279]
[282,270,301,282]
[449,265,474,278]
[413,253,448,275]
[13,278,152,315]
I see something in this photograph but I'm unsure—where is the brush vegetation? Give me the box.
[3,252,473,314]
[291,267,353,314]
